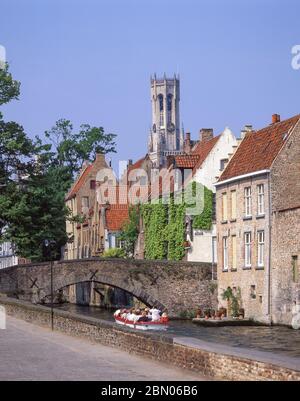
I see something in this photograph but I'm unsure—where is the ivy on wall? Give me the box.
[192,183,213,230]
[141,183,213,261]
[142,202,168,260]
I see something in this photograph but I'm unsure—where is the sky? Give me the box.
[1,0,300,170]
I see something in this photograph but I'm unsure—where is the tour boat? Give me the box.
[114,315,169,331]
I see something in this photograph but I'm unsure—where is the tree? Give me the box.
[0,64,117,261]
[119,206,140,257]
[0,64,37,239]
[45,119,116,178]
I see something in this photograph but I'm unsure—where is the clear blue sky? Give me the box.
[1,0,300,168]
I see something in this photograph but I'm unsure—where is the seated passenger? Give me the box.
[138,311,149,322]
[149,306,161,322]
[161,311,168,323]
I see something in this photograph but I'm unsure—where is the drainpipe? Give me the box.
[267,173,272,324]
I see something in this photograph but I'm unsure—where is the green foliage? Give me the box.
[165,197,186,261]
[0,63,20,106]
[45,119,116,178]
[142,201,168,260]
[0,64,117,261]
[141,182,213,261]
[118,206,140,257]
[221,287,241,318]
[102,247,125,258]
[191,182,213,230]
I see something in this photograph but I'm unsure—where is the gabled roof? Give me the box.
[127,154,148,172]
[174,135,220,173]
[65,164,93,201]
[219,115,300,182]
[192,135,220,174]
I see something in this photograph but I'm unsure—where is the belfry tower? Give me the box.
[148,74,184,167]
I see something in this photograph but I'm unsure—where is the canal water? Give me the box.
[53,304,300,359]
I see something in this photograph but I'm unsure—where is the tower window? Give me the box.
[158,94,164,127]
[167,94,172,124]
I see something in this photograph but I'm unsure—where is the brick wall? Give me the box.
[216,174,271,323]
[1,297,299,381]
[271,120,300,325]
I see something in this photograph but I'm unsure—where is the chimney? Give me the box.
[95,153,105,162]
[200,128,213,142]
[240,124,253,139]
[184,132,192,154]
[272,114,280,124]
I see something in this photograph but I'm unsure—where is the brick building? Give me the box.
[64,154,129,260]
[215,114,300,324]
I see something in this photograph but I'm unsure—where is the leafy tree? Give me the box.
[119,206,140,257]
[45,119,116,178]
[0,64,117,261]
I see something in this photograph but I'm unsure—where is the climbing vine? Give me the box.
[141,182,213,261]
[191,182,213,230]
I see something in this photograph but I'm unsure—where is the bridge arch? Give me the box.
[41,277,165,310]
[0,258,216,317]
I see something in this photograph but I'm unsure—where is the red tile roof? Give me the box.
[65,164,93,201]
[128,155,148,172]
[174,154,200,168]
[192,135,220,174]
[219,115,300,182]
[105,204,129,231]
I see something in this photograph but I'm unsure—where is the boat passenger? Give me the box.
[149,306,161,322]
[161,312,168,323]
[138,311,149,322]
[114,309,121,317]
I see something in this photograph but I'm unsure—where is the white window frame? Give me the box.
[257,184,265,215]
[257,230,264,267]
[244,232,252,267]
[222,192,228,221]
[223,237,228,271]
[244,187,252,217]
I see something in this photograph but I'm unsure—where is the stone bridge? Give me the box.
[0,258,217,316]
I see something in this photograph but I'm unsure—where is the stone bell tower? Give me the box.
[148,74,184,167]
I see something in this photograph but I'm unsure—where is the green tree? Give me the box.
[0,64,117,261]
[45,119,116,178]
[119,206,140,258]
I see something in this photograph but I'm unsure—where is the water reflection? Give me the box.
[53,304,300,358]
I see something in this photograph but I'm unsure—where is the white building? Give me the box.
[174,127,239,264]
[0,241,18,269]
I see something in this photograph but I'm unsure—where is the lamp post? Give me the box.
[42,239,56,331]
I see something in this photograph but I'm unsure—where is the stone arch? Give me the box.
[41,275,166,311]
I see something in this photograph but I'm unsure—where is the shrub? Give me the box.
[102,248,125,258]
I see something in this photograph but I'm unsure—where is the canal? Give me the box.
[53,304,300,359]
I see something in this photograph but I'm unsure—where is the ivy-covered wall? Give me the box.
[141,183,213,261]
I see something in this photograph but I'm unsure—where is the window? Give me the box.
[223,237,228,271]
[231,190,237,220]
[244,187,252,217]
[232,235,237,270]
[244,232,252,267]
[257,231,265,267]
[82,196,89,208]
[158,94,164,127]
[90,180,96,189]
[250,285,256,299]
[220,159,228,171]
[292,256,299,283]
[167,94,172,124]
[257,184,265,215]
[222,193,228,221]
